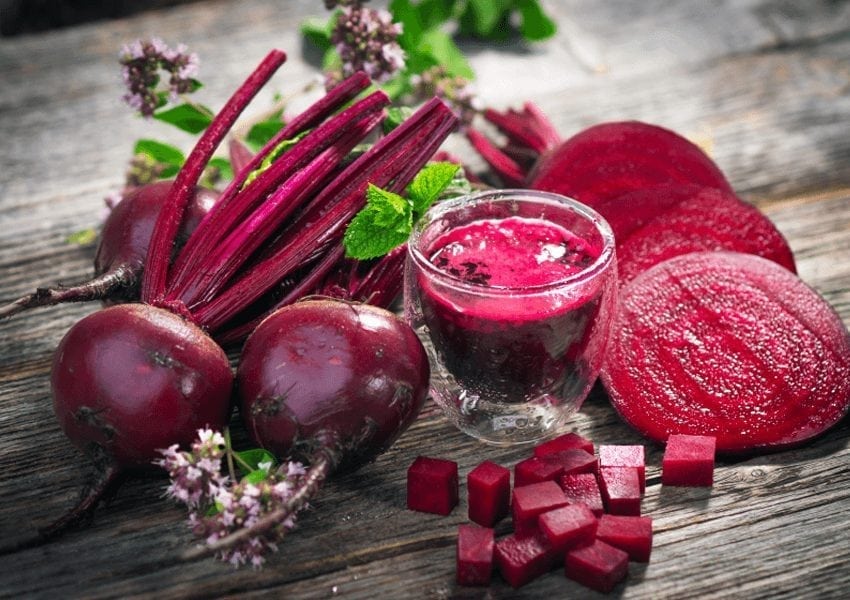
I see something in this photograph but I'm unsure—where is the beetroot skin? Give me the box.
[238,299,430,470]
[530,121,733,207]
[601,251,850,453]
[51,304,233,468]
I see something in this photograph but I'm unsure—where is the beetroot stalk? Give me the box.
[465,128,525,187]
[169,92,390,306]
[194,99,458,331]
[141,49,287,304]
[168,72,371,286]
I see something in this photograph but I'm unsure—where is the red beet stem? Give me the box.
[168,72,372,289]
[194,98,458,331]
[465,127,525,186]
[141,49,287,304]
[228,138,254,174]
[181,451,332,562]
[173,101,387,308]
[483,102,561,155]
[349,245,407,308]
[0,266,132,319]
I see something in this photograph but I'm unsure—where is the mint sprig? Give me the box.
[343,161,460,260]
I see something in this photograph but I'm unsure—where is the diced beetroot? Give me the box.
[456,523,494,586]
[543,448,598,477]
[538,504,598,553]
[495,532,559,588]
[534,432,594,457]
[530,121,734,209]
[598,445,645,493]
[512,481,569,535]
[558,473,605,517]
[514,456,565,488]
[467,460,511,526]
[598,467,641,516]
[565,540,629,593]
[662,434,716,487]
[596,515,653,562]
[406,456,458,515]
[592,184,796,285]
[601,252,850,454]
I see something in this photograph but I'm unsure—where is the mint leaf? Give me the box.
[343,184,413,260]
[465,0,507,37]
[243,469,270,485]
[301,16,334,51]
[153,102,214,134]
[517,0,557,41]
[134,138,185,168]
[407,162,460,216]
[382,106,414,134]
[235,448,277,473]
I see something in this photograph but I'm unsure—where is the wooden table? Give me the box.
[2,1,849,597]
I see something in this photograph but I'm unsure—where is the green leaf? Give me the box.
[133,139,185,168]
[207,156,234,182]
[301,16,334,51]
[66,228,98,246]
[407,162,460,216]
[343,184,414,260]
[245,117,286,152]
[414,0,457,30]
[382,106,414,134]
[419,29,475,79]
[153,102,214,134]
[235,448,277,473]
[243,469,270,485]
[465,0,506,37]
[517,0,557,41]
[389,0,425,46]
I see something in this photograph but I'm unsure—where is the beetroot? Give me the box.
[533,432,594,457]
[558,473,604,517]
[598,445,646,493]
[601,251,850,453]
[407,456,459,516]
[543,449,598,477]
[537,504,597,553]
[456,524,495,586]
[494,532,559,588]
[662,434,716,487]
[512,481,569,535]
[596,515,653,562]
[597,184,796,284]
[0,181,217,318]
[514,456,565,488]
[598,467,642,516]
[467,461,511,527]
[565,540,629,593]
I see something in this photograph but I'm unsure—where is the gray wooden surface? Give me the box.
[1,1,849,598]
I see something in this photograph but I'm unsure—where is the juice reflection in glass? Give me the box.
[404,190,616,445]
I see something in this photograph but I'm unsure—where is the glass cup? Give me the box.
[404,189,617,445]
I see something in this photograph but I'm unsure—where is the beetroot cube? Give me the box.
[596,515,653,562]
[662,434,716,487]
[534,432,595,457]
[538,504,598,552]
[544,448,598,477]
[457,524,494,586]
[495,532,558,588]
[565,540,629,593]
[407,456,458,515]
[598,467,641,515]
[512,481,569,535]
[467,461,511,526]
[514,456,564,487]
[599,444,646,493]
[558,473,605,517]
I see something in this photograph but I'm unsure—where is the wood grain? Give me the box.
[1,1,849,598]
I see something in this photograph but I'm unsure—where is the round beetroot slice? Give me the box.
[529,121,734,208]
[601,251,850,454]
[602,185,797,284]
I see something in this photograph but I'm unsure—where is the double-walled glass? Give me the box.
[404,190,617,445]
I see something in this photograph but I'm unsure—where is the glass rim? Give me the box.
[407,189,616,295]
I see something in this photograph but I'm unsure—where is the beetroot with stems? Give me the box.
[0,181,217,318]
[187,299,431,560]
[601,251,850,453]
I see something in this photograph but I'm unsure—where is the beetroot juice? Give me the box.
[405,190,616,444]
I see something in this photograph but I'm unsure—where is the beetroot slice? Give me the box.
[601,251,850,454]
[598,184,796,284]
[529,121,733,208]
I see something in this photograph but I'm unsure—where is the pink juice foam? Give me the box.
[419,216,607,400]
